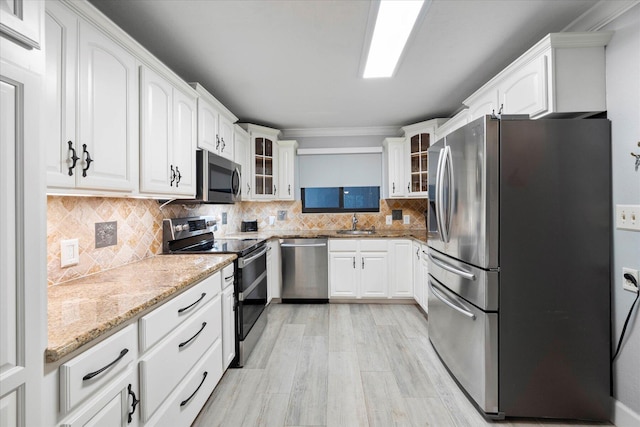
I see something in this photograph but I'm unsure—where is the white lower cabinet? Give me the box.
[412,241,424,309]
[221,263,236,369]
[329,239,390,299]
[389,240,413,298]
[421,245,430,313]
[267,240,281,302]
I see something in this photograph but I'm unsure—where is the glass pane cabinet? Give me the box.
[410,133,430,193]
[254,137,274,196]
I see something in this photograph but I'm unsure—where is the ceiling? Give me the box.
[88,0,600,131]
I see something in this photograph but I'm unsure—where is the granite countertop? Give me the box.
[47,254,236,363]
[223,229,429,244]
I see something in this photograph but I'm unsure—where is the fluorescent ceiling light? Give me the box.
[363,0,425,78]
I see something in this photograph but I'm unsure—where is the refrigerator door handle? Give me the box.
[435,148,447,241]
[429,279,476,320]
[441,145,454,243]
[428,252,476,280]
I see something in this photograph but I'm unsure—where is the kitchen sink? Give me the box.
[336,229,376,235]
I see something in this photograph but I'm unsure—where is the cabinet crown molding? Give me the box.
[238,123,281,138]
[401,118,448,136]
[190,82,238,122]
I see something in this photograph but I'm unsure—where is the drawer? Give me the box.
[139,270,221,353]
[221,263,235,290]
[328,239,357,251]
[139,295,222,422]
[358,239,389,251]
[144,339,223,427]
[60,324,136,414]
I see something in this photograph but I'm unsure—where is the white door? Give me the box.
[197,99,219,153]
[278,141,296,201]
[389,240,413,298]
[222,285,235,369]
[360,253,388,298]
[218,115,234,160]
[412,242,423,306]
[0,60,46,427]
[421,247,430,313]
[387,139,407,197]
[171,87,197,196]
[78,21,136,191]
[44,2,77,188]
[139,66,172,193]
[234,128,250,200]
[329,253,358,298]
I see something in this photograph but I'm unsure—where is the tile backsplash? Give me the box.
[47,196,427,285]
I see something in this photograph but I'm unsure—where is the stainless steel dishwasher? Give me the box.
[280,238,328,303]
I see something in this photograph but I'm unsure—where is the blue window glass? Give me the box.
[302,186,379,213]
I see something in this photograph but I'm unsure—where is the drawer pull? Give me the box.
[177,292,206,314]
[82,348,129,381]
[127,384,139,424]
[224,274,234,281]
[178,322,207,348]
[180,371,208,407]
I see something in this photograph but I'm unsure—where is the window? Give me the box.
[302,186,380,213]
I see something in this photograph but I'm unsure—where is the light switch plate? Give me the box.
[385,215,392,225]
[403,215,410,225]
[616,205,640,231]
[61,239,79,267]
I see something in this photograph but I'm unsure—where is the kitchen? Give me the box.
[1,0,639,426]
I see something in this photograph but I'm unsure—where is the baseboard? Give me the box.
[611,397,640,427]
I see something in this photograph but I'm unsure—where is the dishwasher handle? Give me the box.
[280,243,327,248]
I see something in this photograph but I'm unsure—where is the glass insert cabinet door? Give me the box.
[254,137,274,195]
[410,133,430,193]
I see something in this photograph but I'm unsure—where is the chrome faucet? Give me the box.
[351,213,358,230]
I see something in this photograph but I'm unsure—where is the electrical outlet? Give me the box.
[386,215,392,225]
[221,212,227,225]
[61,239,79,268]
[403,215,410,225]
[622,268,639,293]
[277,210,287,221]
[95,221,117,248]
[616,205,640,231]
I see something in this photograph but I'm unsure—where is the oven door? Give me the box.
[237,245,268,339]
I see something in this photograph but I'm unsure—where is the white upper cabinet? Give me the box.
[45,2,138,194]
[401,119,447,198]
[234,124,251,200]
[139,66,197,197]
[383,137,408,198]
[464,32,612,121]
[278,140,297,201]
[0,0,42,49]
[191,83,237,161]
[239,123,281,200]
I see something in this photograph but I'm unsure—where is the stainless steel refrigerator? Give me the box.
[427,115,611,420]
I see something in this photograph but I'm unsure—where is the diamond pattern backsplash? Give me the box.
[47,196,427,285]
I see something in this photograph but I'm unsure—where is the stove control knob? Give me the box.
[206,220,215,227]
[174,225,184,232]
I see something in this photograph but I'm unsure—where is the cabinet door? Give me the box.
[466,88,498,122]
[139,66,172,194]
[172,87,197,196]
[252,136,277,199]
[387,139,407,197]
[197,99,219,153]
[360,252,388,298]
[44,3,77,188]
[78,21,136,191]
[222,285,235,370]
[218,114,234,160]
[329,252,358,298]
[500,53,548,117]
[267,240,281,301]
[408,133,430,196]
[421,247,429,313]
[389,240,413,298]
[278,142,295,200]
[2,58,45,427]
[0,0,42,49]
[234,128,251,200]
[412,242,423,306]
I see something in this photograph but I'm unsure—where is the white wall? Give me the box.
[604,3,640,421]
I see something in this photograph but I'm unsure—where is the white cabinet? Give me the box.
[383,137,408,198]
[389,240,413,298]
[464,32,612,121]
[328,239,389,299]
[412,241,423,308]
[221,263,236,370]
[420,245,429,313]
[234,125,251,200]
[191,83,237,161]
[278,140,297,201]
[240,123,281,200]
[267,240,281,302]
[434,109,469,141]
[400,119,447,198]
[45,4,138,194]
[0,0,42,49]
[139,66,197,197]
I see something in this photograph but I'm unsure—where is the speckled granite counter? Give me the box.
[47,254,236,363]
[223,229,429,244]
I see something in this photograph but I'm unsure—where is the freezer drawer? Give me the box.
[428,275,499,415]
[428,249,498,311]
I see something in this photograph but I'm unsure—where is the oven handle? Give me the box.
[280,243,327,248]
[428,252,476,280]
[239,270,267,301]
[429,279,476,320]
[238,246,267,268]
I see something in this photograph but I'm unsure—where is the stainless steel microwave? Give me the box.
[196,150,241,203]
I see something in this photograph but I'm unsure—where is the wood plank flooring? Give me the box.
[193,303,611,427]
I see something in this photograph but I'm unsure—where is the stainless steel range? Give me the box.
[163,216,267,367]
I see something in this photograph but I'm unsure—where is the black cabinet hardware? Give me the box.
[127,384,139,423]
[81,144,93,177]
[177,293,206,314]
[82,348,128,381]
[180,371,208,407]
[178,322,207,348]
[67,141,79,176]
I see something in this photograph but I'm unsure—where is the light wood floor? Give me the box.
[193,303,611,427]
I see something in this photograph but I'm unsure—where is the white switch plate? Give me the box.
[616,204,640,231]
[403,215,410,225]
[61,239,79,268]
[622,268,639,293]
[385,215,392,225]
